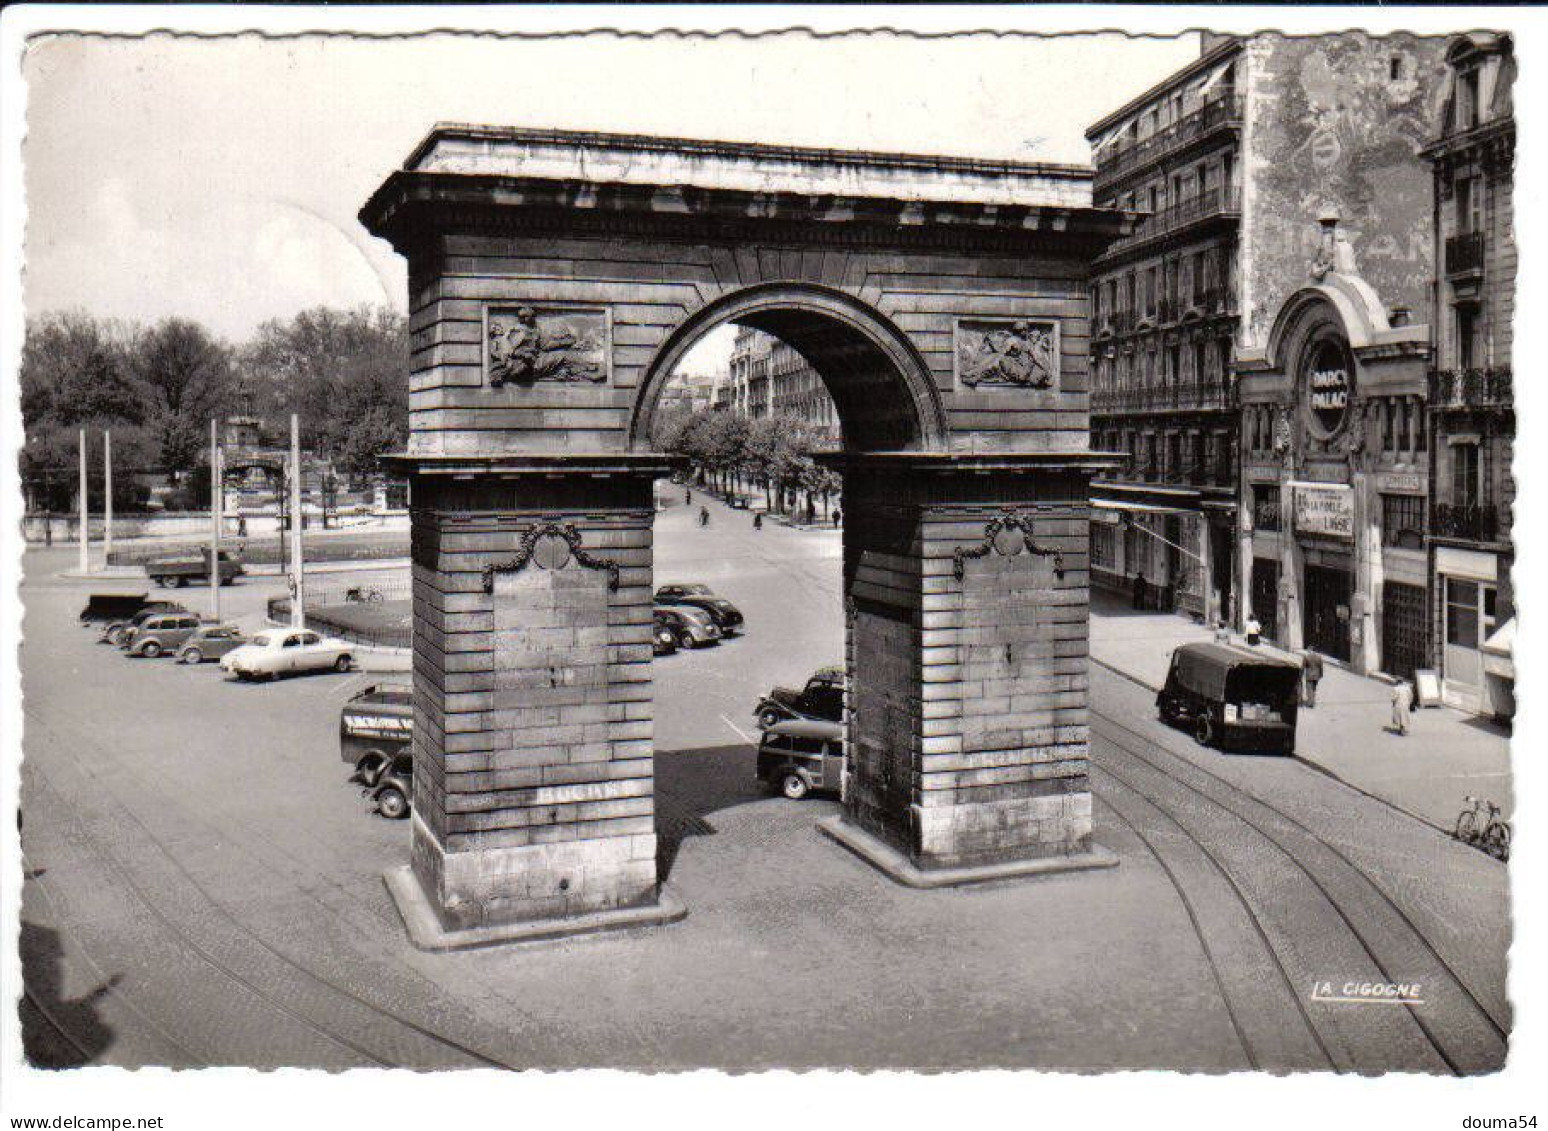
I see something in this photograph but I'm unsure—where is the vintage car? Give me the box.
[654,583,744,635]
[755,664,845,729]
[1156,642,1302,754]
[652,605,721,649]
[756,718,844,800]
[371,753,413,820]
[652,611,681,656]
[145,547,245,588]
[220,627,354,680]
[122,611,206,657]
[80,592,155,626]
[340,682,413,786]
[175,624,249,665]
[100,603,189,647]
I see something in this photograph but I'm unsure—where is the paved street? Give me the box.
[18,489,1510,1070]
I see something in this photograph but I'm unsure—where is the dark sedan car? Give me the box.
[654,583,744,635]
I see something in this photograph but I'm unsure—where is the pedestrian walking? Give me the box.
[832,508,842,528]
[753,512,763,531]
[685,488,692,505]
[699,506,710,528]
[1300,650,1324,708]
[237,514,248,538]
[1244,614,1261,646]
[1132,572,1148,611]
[1390,679,1413,735]
[1213,619,1230,644]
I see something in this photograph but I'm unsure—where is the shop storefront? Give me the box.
[1234,218,1431,676]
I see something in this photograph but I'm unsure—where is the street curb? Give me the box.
[383,865,687,951]
[1088,655,1458,840]
[818,816,1119,888]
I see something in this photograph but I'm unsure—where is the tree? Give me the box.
[239,305,407,478]
[127,318,235,474]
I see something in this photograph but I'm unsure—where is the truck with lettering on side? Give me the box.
[340,683,413,788]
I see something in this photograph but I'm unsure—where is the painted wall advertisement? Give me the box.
[1292,482,1354,538]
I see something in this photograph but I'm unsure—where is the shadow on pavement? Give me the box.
[654,743,765,882]
[19,917,121,1069]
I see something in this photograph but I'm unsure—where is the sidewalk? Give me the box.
[1088,591,1514,831]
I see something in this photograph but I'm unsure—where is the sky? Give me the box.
[20,27,1200,373]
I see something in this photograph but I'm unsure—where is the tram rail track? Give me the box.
[22,721,518,1071]
[1090,700,1509,1075]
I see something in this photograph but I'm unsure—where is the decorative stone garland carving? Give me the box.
[952,509,1065,582]
[482,521,621,593]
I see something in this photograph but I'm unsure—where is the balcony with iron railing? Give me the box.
[1432,502,1502,543]
[1446,230,1486,276]
[1097,187,1242,265]
[1429,367,1513,410]
[1089,380,1232,415]
[1094,93,1245,191]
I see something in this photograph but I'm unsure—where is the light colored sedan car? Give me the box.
[220,627,354,680]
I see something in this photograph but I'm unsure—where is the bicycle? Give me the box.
[1454,795,1511,862]
[345,586,384,604]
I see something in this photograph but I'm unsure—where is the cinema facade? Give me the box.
[1236,217,1432,681]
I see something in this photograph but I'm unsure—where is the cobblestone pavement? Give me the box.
[15,499,1510,1070]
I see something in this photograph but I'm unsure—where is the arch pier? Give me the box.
[360,125,1130,948]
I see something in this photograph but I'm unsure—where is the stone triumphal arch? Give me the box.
[360,125,1130,947]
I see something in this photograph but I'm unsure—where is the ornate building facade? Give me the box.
[716,325,840,440]
[1087,33,1447,671]
[1423,33,1515,716]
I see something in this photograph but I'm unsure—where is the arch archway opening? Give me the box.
[633,286,946,457]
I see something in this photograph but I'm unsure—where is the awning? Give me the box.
[1092,499,1194,517]
[1482,617,1515,680]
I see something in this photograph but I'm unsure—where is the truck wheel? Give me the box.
[174,576,187,588]
[758,707,783,730]
[780,772,809,800]
[678,631,697,650]
[181,648,202,665]
[106,626,126,646]
[376,785,409,820]
[334,655,354,673]
[1194,715,1216,748]
[140,641,161,658]
[152,576,169,588]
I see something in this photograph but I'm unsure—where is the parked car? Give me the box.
[341,682,413,787]
[651,612,680,656]
[757,718,844,800]
[122,611,206,657]
[652,605,721,650]
[654,583,744,635]
[80,592,154,627]
[220,628,354,680]
[175,624,249,665]
[100,603,188,647]
[371,753,413,819]
[145,547,245,588]
[1156,642,1301,753]
[755,664,844,729]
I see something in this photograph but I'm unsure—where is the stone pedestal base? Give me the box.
[819,816,1118,888]
[385,865,686,952]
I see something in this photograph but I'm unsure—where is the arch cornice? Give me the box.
[628,282,949,454]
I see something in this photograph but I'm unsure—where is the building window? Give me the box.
[1092,523,1115,570]
[1390,55,1404,81]
[1458,305,1482,369]
[1445,578,1495,649]
[1451,442,1481,508]
[1458,67,1481,131]
[1381,493,1426,548]
[1252,484,1281,531]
